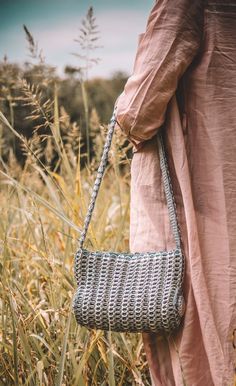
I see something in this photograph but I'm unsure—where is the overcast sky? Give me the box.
[0,0,154,79]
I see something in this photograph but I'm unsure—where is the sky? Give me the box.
[0,0,154,79]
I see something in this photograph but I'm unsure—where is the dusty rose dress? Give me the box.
[115,1,236,385]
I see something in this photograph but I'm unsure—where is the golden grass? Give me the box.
[0,93,151,384]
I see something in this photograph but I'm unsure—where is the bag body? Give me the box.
[73,248,185,333]
[72,109,185,334]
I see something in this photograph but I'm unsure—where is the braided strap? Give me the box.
[157,133,182,249]
[78,107,181,251]
[78,108,117,249]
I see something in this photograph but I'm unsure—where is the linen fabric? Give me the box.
[115,1,236,385]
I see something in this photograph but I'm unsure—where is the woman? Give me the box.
[115,1,236,385]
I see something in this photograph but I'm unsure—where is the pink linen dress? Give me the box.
[115,1,236,385]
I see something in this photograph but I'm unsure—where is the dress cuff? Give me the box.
[114,118,144,152]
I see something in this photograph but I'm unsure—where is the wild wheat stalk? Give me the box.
[23,24,45,63]
[71,6,102,165]
[17,77,53,132]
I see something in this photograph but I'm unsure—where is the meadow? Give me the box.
[0,7,152,386]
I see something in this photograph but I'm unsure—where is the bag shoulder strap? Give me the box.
[78,108,182,250]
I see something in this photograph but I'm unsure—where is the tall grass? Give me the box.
[0,64,151,386]
[0,8,152,384]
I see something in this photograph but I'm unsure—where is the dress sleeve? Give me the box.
[114,0,204,151]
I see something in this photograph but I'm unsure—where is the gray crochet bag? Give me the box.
[72,108,185,334]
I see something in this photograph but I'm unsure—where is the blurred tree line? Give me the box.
[0,58,127,168]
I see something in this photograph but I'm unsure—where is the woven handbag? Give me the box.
[72,107,185,334]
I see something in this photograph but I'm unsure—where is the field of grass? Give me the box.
[0,84,152,385]
[0,7,153,384]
